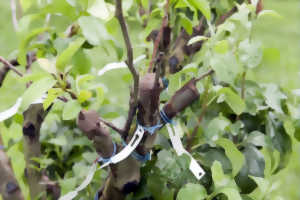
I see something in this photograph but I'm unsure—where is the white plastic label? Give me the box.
[59,125,145,200]
[166,123,205,180]
[0,97,22,122]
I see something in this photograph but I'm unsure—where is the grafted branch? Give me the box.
[115,0,140,138]
[22,104,49,200]
[0,138,24,200]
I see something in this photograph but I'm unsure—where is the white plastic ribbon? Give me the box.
[166,123,205,180]
[0,97,22,122]
[59,125,145,200]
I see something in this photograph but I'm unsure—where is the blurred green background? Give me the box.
[0,0,299,199]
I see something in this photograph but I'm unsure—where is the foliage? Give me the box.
[0,0,299,200]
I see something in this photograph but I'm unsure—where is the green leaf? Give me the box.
[78,90,92,103]
[37,58,57,75]
[238,39,262,69]
[22,77,57,110]
[249,176,270,200]
[206,115,231,142]
[180,14,193,35]
[245,131,267,147]
[216,138,245,177]
[210,51,242,85]
[187,36,208,46]
[43,88,64,110]
[217,187,242,200]
[258,10,282,19]
[211,161,237,189]
[261,84,287,114]
[188,0,211,20]
[214,40,229,54]
[78,16,110,45]
[56,37,85,71]
[87,0,115,21]
[62,100,81,120]
[218,87,246,115]
[177,183,207,200]
[18,27,49,66]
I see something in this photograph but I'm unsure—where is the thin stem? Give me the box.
[195,69,214,82]
[241,71,246,99]
[187,84,209,152]
[115,0,140,139]
[99,117,124,136]
[0,56,23,77]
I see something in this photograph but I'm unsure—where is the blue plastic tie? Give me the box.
[140,123,163,135]
[94,191,100,200]
[97,142,117,163]
[121,141,151,163]
[0,145,4,150]
[159,109,173,124]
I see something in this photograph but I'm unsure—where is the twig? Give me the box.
[148,0,170,73]
[0,56,23,77]
[10,0,19,31]
[241,71,246,99]
[115,0,139,138]
[186,83,210,152]
[195,69,214,82]
[99,117,124,135]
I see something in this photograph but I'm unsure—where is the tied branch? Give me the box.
[115,0,140,139]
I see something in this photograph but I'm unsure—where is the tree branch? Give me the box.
[99,117,124,136]
[195,69,214,82]
[22,104,49,200]
[115,0,140,139]
[0,138,24,200]
[0,56,23,77]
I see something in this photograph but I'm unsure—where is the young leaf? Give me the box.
[218,87,246,115]
[43,88,63,110]
[56,37,86,71]
[18,27,49,66]
[238,39,263,69]
[62,100,81,120]
[177,183,207,200]
[22,77,57,110]
[87,0,115,21]
[216,138,245,177]
[188,0,211,20]
[78,16,109,46]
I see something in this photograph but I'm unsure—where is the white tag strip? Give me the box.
[59,125,145,200]
[166,123,205,180]
[0,97,22,122]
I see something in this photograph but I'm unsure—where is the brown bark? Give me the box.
[0,139,24,200]
[22,104,48,200]
[77,110,141,200]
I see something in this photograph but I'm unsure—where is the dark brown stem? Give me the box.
[241,71,246,99]
[195,69,214,82]
[0,56,23,77]
[99,117,124,136]
[148,0,169,73]
[115,0,139,139]
[186,89,209,152]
